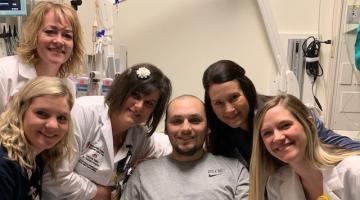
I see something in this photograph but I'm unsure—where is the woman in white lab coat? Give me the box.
[249,94,360,200]
[0,1,85,112]
[42,63,172,200]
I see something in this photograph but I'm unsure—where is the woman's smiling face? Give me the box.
[260,105,308,165]
[23,94,71,155]
[208,80,250,130]
[36,9,74,70]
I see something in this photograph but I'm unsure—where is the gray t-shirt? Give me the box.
[121,153,249,200]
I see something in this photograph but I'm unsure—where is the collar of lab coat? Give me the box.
[18,60,37,80]
[98,108,117,162]
[274,166,343,200]
[98,108,144,163]
[10,59,37,97]
[321,166,343,200]
[276,166,307,200]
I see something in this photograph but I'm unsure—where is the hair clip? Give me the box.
[136,67,151,79]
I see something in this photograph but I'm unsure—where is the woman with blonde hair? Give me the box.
[0,1,85,111]
[0,76,74,199]
[249,94,360,200]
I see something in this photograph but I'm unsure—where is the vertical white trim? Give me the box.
[256,0,300,97]
[256,0,287,73]
[326,0,346,126]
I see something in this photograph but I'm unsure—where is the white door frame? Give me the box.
[326,0,347,127]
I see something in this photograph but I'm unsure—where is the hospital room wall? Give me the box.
[77,0,334,130]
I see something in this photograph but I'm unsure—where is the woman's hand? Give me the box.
[92,184,115,200]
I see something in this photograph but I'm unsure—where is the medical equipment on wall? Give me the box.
[0,23,18,57]
[70,0,82,10]
[287,39,306,98]
[256,0,300,98]
[257,0,334,114]
[76,0,128,97]
[0,0,27,16]
[0,0,23,58]
[302,36,332,111]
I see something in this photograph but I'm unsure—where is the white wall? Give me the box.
[78,0,276,96]
[77,0,334,129]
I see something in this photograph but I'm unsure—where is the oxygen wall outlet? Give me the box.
[347,5,360,24]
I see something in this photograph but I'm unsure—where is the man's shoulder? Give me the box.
[137,156,169,168]
[132,156,169,178]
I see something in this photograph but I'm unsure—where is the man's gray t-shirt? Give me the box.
[121,153,249,200]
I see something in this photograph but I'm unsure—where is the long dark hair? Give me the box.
[202,60,257,162]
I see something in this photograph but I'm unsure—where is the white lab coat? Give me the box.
[0,55,76,112]
[42,96,172,200]
[266,156,360,200]
[0,55,36,112]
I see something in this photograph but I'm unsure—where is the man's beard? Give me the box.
[173,145,203,157]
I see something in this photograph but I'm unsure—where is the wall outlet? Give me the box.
[347,5,360,24]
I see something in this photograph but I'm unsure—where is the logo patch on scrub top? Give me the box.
[79,143,105,172]
[208,168,225,177]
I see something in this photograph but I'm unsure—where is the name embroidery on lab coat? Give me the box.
[79,142,105,172]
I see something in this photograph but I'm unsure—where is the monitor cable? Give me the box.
[302,36,331,111]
